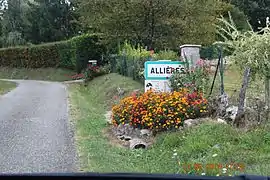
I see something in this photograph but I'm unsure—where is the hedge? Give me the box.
[0,33,106,73]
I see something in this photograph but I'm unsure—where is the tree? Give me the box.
[229,0,270,31]
[0,0,30,47]
[76,0,230,49]
[25,0,80,44]
[217,14,270,125]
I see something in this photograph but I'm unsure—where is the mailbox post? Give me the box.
[88,60,97,68]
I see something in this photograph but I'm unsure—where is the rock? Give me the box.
[116,124,125,136]
[124,136,132,141]
[184,120,193,127]
[218,93,229,117]
[184,119,199,127]
[212,144,220,149]
[124,124,134,135]
[178,126,184,131]
[134,128,142,136]
[104,111,113,124]
[199,118,210,123]
[217,118,227,124]
[117,135,125,140]
[112,124,153,148]
[140,129,151,136]
[117,87,125,96]
[182,118,212,128]
[129,138,148,149]
[225,106,238,121]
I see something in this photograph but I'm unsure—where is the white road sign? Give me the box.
[144,61,185,80]
[145,80,171,93]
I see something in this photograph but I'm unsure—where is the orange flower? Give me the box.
[111,89,208,131]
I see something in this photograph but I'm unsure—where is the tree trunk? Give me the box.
[265,76,270,121]
[235,67,251,127]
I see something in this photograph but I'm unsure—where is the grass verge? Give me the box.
[68,73,270,176]
[0,66,75,81]
[0,80,17,95]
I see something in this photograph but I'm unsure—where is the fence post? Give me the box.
[124,55,127,76]
[265,76,270,122]
[218,46,225,95]
[132,56,136,80]
[235,67,251,127]
[114,56,117,73]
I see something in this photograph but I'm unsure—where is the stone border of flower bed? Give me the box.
[105,110,227,150]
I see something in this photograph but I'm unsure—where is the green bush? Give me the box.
[153,50,178,60]
[0,42,61,68]
[170,59,212,95]
[113,41,150,82]
[118,40,150,58]
[112,41,179,83]
[70,33,106,73]
[0,33,106,73]
[83,65,108,82]
[56,41,75,69]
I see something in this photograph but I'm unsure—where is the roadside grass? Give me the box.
[68,73,270,176]
[0,80,17,95]
[0,66,75,81]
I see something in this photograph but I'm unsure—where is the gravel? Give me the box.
[0,80,77,173]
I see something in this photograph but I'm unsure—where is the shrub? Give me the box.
[70,33,106,73]
[200,45,219,60]
[0,33,106,73]
[2,31,27,47]
[83,64,108,82]
[118,40,150,58]
[113,41,180,82]
[113,41,152,82]
[0,42,62,68]
[170,59,211,95]
[111,89,208,131]
[153,50,179,60]
[71,73,85,80]
[56,41,75,69]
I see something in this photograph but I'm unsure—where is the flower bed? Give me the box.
[112,89,208,131]
[70,73,85,80]
[84,64,109,81]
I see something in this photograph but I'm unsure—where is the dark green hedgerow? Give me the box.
[0,33,106,73]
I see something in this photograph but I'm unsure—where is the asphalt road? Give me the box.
[0,80,77,173]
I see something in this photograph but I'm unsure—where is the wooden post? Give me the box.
[235,67,251,127]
